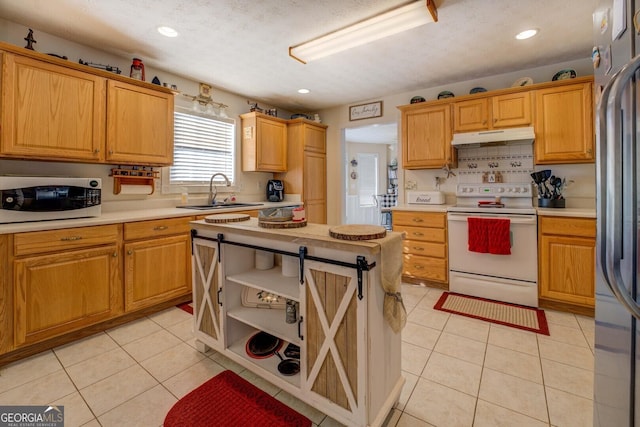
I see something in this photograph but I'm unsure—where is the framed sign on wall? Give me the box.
[349,101,383,121]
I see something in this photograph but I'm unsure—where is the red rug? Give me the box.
[176,301,193,315]
[434,292,549,335]
[164,370,312,427]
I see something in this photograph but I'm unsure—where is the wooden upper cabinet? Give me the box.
[453,91,532,132]
[106,80,174,165]
[241,112,287,172]
[452,98,489,132]
[400,102,454,169]
[0,52,106,161]
[535,82,594,164]
[274,119,328,223]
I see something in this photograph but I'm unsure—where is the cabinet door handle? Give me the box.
[414,265,424,270]
[60,236,82,241]
[153,226,169,231]
[94,148,100,154]
[109,149,114,155]
[412,232,424,237]
[298,316,304,341]
[412,218,423,223]
[413,246,424,251]
[217,288,223,306]
[127,249,133,255]
[112,252,118,257]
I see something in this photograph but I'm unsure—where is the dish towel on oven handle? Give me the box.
[467,217,488,253]
[487,218,511,255]
[467,217,511,255]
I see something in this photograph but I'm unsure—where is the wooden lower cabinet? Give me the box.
[14,244,122,347]
[538,216,596,312]
[123,217,193,312]
[393,211,448,285]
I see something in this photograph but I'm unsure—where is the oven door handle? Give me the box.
[447,212,537,224]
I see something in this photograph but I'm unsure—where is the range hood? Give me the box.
[451,126,535,148]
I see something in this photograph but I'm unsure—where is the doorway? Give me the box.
[342,123,398,225]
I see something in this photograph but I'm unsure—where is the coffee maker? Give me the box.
[266,180,284,202]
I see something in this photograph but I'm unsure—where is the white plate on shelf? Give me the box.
[511,77,533,87]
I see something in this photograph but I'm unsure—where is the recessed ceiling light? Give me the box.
[298,88,310,94]
[157,26,179,37]
[516,29,538,40]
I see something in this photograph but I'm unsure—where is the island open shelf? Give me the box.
[226,267,299,301]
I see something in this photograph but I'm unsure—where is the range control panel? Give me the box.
[456,183,532,198]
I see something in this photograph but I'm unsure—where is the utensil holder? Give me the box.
[538,198,565,208]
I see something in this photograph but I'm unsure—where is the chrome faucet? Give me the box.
[208,173,231,205]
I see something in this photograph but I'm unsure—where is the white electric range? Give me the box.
[447,183,538,307]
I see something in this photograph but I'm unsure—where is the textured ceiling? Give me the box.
[0,0,594,112]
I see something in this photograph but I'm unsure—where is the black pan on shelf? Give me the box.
[245,331,282,359]
[275,351,300,376]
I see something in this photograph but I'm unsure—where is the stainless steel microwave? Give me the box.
[0,176,101,223]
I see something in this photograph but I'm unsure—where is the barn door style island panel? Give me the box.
[190,218,404,427]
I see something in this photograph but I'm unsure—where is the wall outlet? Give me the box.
[257,180,262,190]
[405,180,417,190]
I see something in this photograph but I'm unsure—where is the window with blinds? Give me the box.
[166,111,236,191]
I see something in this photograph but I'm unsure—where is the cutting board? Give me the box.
[329,224,387,241]
[258,218,307,229]
[204,213,251,223]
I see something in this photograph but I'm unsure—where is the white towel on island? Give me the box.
[378,232,407,333]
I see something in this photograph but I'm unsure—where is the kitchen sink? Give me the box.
[177,202,264,210]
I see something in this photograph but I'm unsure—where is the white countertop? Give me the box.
[536,207,596,218]
[392,204,452,213]
[392,203,596,218]
[0,201,299,234]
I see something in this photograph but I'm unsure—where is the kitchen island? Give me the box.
[190,218,404,427]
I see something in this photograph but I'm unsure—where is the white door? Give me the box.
[346,153,379,224]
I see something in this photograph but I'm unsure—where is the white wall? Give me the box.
[0,19,595,218]
[0,19,292,207]
[319,57,594,224]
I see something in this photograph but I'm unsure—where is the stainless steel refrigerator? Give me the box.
[594,0,640,425]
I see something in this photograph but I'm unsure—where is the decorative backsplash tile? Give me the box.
[455,144,534,184]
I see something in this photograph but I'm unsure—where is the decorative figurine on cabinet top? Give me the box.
[24,29,36,50]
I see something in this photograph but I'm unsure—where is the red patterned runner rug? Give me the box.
[164,370,311,427]
[176,301,193,315]
[434,292,549,335]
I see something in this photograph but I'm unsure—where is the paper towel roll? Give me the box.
[282,256,298,277]
[255,250,274,270]
[119,184,153,195]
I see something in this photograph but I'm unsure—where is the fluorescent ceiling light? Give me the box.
[298,88,310,94]
[516,29,538,40]
[158,26,179,37]
[289,0,437,64]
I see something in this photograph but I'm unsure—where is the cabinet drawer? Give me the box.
[403,254,447,283]
[539,216,596,238]
[14,224,119,256]
[393,211,446,228]
[124,217,193,240]
[402,239,446,258]
[393,225,445,243]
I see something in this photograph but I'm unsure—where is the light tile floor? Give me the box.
[0,284,594,427]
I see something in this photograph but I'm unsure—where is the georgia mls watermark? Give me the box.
[0,406,64,427]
